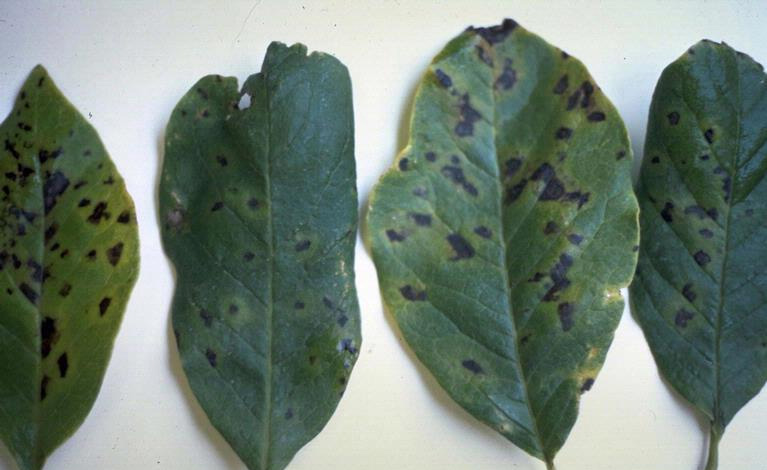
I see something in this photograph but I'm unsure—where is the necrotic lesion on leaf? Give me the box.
[366,18,638,467]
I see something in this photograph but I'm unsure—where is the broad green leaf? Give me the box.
[160,42,360,470]
[366,19,638,467]
[0,66,139,470]
[630,40,767,469]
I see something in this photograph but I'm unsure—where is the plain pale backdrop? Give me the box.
[1,1,766,469]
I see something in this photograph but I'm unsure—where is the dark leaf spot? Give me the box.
[43,171,70,214]
[675,309,694,327]
[694,250,711,266]
[248,198,260,210]
[294,301,305,310]
[57,353,68,378]
[87,250,97,260]
[704,128,715,144]
[400,285,427,301]
[386,229,406,242]
[117,211,131,224]
[558,302,575,331]
[20,283,38,304]
[425,151,437,162]
[567,234,583,245]
[216,155,228,167]
[553,75,569,94]
[295,240,311,252]
[544,221,558,235]
[447,233,474,260]
[285,409,294,420]
[580,378,595,393]
[409,213,432,227]
[587,111,606,122]
[59,283,71,297]
[494,59,517,90]
[211,201,224,212]
[555,127,573,140]
[78,198,91,207]
[567,90,582,111]
[398,158,409,171]
[543,254,573,302]
[40,375,49,401]
[474,226,492,239]
[99,297,111,316]
[435,69,452,88]
[243,251,255,261]
[682,283,696,302]
[229,304,239,315]
[200,309,213,327]
[107,242,124,266]
[505,179,527,204]
[667,112,680,125]
[469,18,517,44]
[41,316,57,358]
[441,165,478,196]
[461,359,483,374]
[505,158,523,178]
[206,348,217,367]
[88,202,110,224]
[660,202,674,223]
[455,94,482,137]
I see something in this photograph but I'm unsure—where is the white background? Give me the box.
[1,1,766,469]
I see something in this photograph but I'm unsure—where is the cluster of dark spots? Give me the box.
[5,140,20,159]
[295,240,311,252]
[99,297,111,316]
[675,309,694,327]
[285,408,294,420]
[455,94,482,137]
[338,338,358,354]
[20,283,38,304]
[682,283,696,302]
[469,18,517,44]
[694,250,711,266]
[117,211,131,224]
[87,249,97,260]
[543,253,573,301]
[505,178,528,203]
[461,359,483,374]
[57,353,68,378]
[475,45,493,66]
[447,233,474,260]
[660,202,674,222]
[27,259,43,283]
[667,112,680,125]
[494,58,517,90]
[17,122,32,132]
[78,198,91,207]
[196,88,209,100]
[248,198,260,210]
[544,221,558,235]
[555,127,573,140]
[616,150,627,160]
[107,242,124,266]
[441,165,478,196]
[243,251,255,261]
[43,171,70,214]
[398,158,409,171]
[400,285,427,301]
[4,171,17,181]
[216,155,228,166]
[200,309,213,327]
[294,301,305,309]
[434,69,452,88]
[474,226,492,239]
[40,375,49,401]
[695,217,714,235]
[205,348,217,367]
[386,229,406,242]
[704,128,715,144]
[88,202,110,224]
[425,151,437,162]
[587,111,606,122]
[505,157,523,178]
[567,234,583,245]
[553,75,569,95]
[558,302,575,331]
[409,212,431,227]
[41,316,58,358]
[38,148,63,164]
[580,378,595,393]
[59,283,71,297]
[211,201,224,212]
[531,163,566,201]
[228,304,239,315]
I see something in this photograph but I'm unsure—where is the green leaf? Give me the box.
[160,42,360,470]
[630,40,767,469]
[0,66,139,470]
[366,19,638,466]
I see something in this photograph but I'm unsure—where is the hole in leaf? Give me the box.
[238,93,252,110]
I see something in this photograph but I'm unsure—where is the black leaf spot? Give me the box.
[400,285,427,301]
[474,226,492,239]
[99,298,112,316]
[447,233,474,260]
[544,221,558,235]
[667,112,680,125]
[117,211,131,224]
[455,94,482,137]
[211,201,224,212]
[555,127,573,140]
[41,316,57,358]
[704,128,715,144]
[675,309,694,328]
[558,302,575,331]
[295,240,311,252]
[587,111,606,122]
[43,171,70,214]
[682,283,696,302]
[435,69,452,88]
[567,234,583,245]
[553,75,569,94]
[409,213,432,227]
[660,202,674,223]
[87,202,110,224]
[398,158,409,171]
[200,309,213,327]
[57,353,69,378]
[580,378,595,393]
[106,242,124,266]
[494,59,517,90]
[206,348,217,367]
[386,229,406,242]
[694,250,711,266]
[461,359,483,374]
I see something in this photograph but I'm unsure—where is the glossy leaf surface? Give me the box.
[366,19,638,466]
[0,66,139,470]
[630,41,767,467]
[160,42,360,470]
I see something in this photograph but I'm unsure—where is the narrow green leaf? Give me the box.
[366,19,638,465]
[630,40,767,467]
[0,66,139,470]
[160,42,360,470]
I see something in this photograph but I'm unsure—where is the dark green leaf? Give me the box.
[160,42,359,470]
[366,19,638,467]
[0,66,139,470]
[630,40,767,469]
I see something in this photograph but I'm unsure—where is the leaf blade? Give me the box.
[160,42,360,470]
[367,20,638,463]
[631,40,767,441]
[0,66,139,470]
